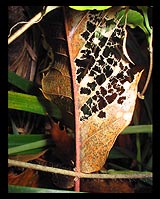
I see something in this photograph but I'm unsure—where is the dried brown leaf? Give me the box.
[64,7,143,173]
[40,8,74,129]
[8,168,39,187]
[9,149,48,163]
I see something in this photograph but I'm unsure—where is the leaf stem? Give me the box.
[63,7,81,192]
[142,8,151,35]
[137,28,153,99]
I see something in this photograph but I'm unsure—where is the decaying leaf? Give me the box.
[79,71,142,173]
[42,120,75,189]
[40,8,74,130]
[64,6,143,173]
[49,121,74,165]
[8,168,39,187]
[8,149,48,164]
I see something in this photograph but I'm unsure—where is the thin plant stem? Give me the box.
[8,159,152,179]
[8,12,43,45]
[138,28,153,99]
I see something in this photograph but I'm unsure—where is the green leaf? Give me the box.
[8,91,46,115]
[110,146,136,160]
[137,6,151,34]
[8,185,84,193]
[8,138,48,155]
[8,134,45,148]
[122,125,152,134]
[8,71,62,119]
[109,148,129,159]
[8,91,61,119]
[116,9,149,36]
[8,71,38,94]
[69,6,112,11]
[107,169,152,175]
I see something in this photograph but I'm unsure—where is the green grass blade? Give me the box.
[8,91,46,115]
[122,125,152,134]
[8,185,84,193]
[8,71,38,94]
[8,134,45,147]
[8,139,48,155]
[109,148,130,159]
[8,91,61,119]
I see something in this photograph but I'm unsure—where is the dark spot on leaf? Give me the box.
[77,73,84,83]
[103,46,110,58]
[96,91,100,95]
[86,98,93,106]
[87,81,97,91]
[118,87,125,95]
[107,58,113,65]
[116,28,122,35]
[76,68,83,75]
[108,84,112,89]
[108,88,114,94]
[98,96,107,110]
[99,36,107,48]
[113,82,120,89]
[92,65,101,73]
[95,74,106,85]
[107,45,121,61]
[105,93,117,104]
[80,87,91,95]
[87,21,96,33]
[89,34,95,42]
[125,66,128,71]
[105,19,115,27]
[81,49,92,59]
[94,46,101,59]
[81,30,90,40]
[117,72,124,79]
[119,62,124,70]
[75,58,90,68]
[97,55,105,65]
[110,77,118,84]
[103,66,113,78]
[80,49,86,54]
[81,104,91,116]
[113,60,118,67]
[111,33,122,43]
[89,70,96,76]
[100,86,107,96]
[85,41,92,49]
[92,105,98,113]
[98,111,106,118]
[117,96,126,104]
[92,95,97,100]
